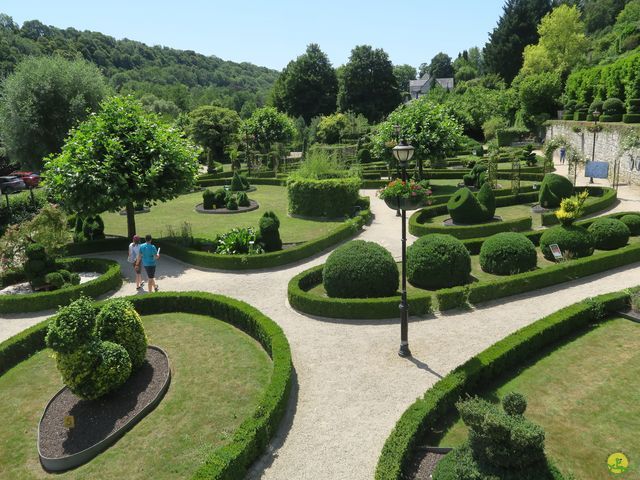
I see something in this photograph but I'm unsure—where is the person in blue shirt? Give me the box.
[137,234,160,293]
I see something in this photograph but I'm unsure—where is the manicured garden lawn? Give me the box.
[430,317,640,480]
[101,185,344,243]
[0,313,272,480]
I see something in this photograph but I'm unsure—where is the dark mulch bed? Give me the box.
[39,347,170,460]
[406,447,450,479]
[443,216,503,227]
[194,200,259,214]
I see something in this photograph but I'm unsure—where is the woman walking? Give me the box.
[128,235,144,290]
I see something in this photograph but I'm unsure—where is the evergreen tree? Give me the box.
[484,0,552,84]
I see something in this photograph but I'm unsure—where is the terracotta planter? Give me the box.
[383,196,424,211]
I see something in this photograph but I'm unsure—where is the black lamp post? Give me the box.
[392,140,415,358]
[590,109,600,184]
[394,124,402,217]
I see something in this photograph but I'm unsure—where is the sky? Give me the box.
[1,0,506,71]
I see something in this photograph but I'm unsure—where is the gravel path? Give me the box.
[1,160,639,479]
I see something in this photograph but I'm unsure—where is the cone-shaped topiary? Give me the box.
[237,191,250,207]
[539,225,594,260]
[96,299,148,369]
[407,234,471,289]
[323,240,399,298]
[620,214,640,235]
[538,173,573,209]
[588,217,630,250]
[476,182,496,220]
[480,232,537,275]
[258,211,282,252]
[447,187,485,224]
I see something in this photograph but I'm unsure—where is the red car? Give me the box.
[11,171,40,188]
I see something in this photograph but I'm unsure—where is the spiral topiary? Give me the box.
[538,173,573,209]
[323,240,399,298]
[620,214,640,236]
[479,232,537,275]
[587,217,630,250]
[407,234,471,289]
[539,225,594,261]
[96,299,148,369]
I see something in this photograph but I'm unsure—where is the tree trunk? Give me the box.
[126,201,136,240]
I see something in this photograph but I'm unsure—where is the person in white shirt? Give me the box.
[127,235,144,290]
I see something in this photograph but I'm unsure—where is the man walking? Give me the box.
[559,146,566,164]
[138,234,160,293]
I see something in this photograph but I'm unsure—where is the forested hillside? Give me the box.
[0,13,278,117]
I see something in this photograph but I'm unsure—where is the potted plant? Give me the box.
[378,179,431,211]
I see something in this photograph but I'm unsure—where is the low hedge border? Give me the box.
[288,219,640,318]
[68,210,371,271]
[540,186,617,226]
[0,257,122,314]
[287,265,433,319]
[198,177,285,188]
[0,291,293,480]
[374,290,630,479]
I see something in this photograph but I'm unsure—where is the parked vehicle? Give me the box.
[0,175,26,194]
[11,171,40,188]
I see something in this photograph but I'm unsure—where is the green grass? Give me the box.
[101,186,343,243]
[431,318,640,480]
[0,313,272,480]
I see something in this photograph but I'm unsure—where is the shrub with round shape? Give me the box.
[603,97,624,115]
[539,225,594,261]
[588,217,630,250]
[479,232,537,275]
[96,298,148,369]
[323,240,399,298]
[407,234,471,289]
[538,173,573,208]
[620,214,640,235]
[502,392,527,416]
[226,195,238,210]
[45,296,97,354]
[447,187,485,224]
[44,271,65,289]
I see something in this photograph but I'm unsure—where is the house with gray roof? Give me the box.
[409,73,454,99]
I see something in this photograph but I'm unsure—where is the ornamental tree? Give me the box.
[242,106,295,153]
[44,96,200,238]
[187,105,241,165]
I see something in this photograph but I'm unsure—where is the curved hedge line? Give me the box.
[288,265,432,319]
[374,290,630,480]
[0,257,122,314]
[540,186,617,226]
[0,291,293,480]
[66,209,370,271]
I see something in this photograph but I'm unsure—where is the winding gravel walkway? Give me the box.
[1,160,639,479]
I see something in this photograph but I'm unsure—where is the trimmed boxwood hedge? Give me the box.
[374,290,630,480]
[407,235,471,289]
[287,177,360,218]
[479,232,537,275]
[0,257,122,314]
[0,292,293,480]
[588,217,630,250]
[539,186,617,226]
[539,225,594,261]
[621,214,640,235]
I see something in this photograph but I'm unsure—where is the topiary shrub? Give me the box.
[503,391,527,416]
[603,97,624,115]
[44,271,65,289]
[73,216,85,242]
[589,99,604,115]
[407,234,471,289]
[287,177,360,218]
[323,240,399,298]
[587,217,630,250]
[538,173,573,208]
[82,215,105,241]
[357,148,371,163]
[620,214,640,235]
[45,296,97,354]
[539,225,594,260]
[447,187,486,224]
[202,189,216,209]
[24,243,56,289]
[258,211,282,252]
[237,191,250,207]
[230,170,248,191]
[476,182,496,219]
[226,194,238,210]
[479,232,537,275]
[95,298,148,369]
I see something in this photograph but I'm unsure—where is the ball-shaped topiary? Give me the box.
[588,217,630,250]
[603,97,624,115]
[95,299,148,369]
[502,392,527,416]
[538,173,573,208]
[44,271,65,289]
[479,232,537,275]
[56,340,132,400]
[539,225,594,261]
[447,187,485,224]
[407,234,471,289]
[589,99,604,115]
[45,296,97,354]
[323,240,399,298]
[620,214,640,235]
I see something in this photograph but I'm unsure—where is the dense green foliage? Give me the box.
[587,217,630,250]
[422,52,455,79]
[272,44,338,123]
[407,234,471,289]
[539,224,594,260]
[242,106,296,153]
[0,55,109,169]
[258,211,283,252]
[447,186,495,224]
[620,213,640,235]
[186,105,241,164]
[338,45,401,122]
[95,298,148,369]
[539,173,574,208]
[480,232,537,275]
[393,64,417,94]
[0,14,278,117]
[287,177,360,218]
[323,240,399,298]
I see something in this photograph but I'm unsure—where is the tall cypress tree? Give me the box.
[484,0,552,84]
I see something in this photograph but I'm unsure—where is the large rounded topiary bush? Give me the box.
[323,240,399,298]
[539,225,594,261]
[620,214,640,235]
[587,218,630,250]
[407,234,471,289]
[538,173,573,209]
[479,232,537,275]
[96,298,148,369]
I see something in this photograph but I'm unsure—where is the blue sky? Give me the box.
[2,0,506,71]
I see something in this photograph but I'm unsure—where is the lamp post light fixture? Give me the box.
[392,139,415,358]
[590,109,601,184]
